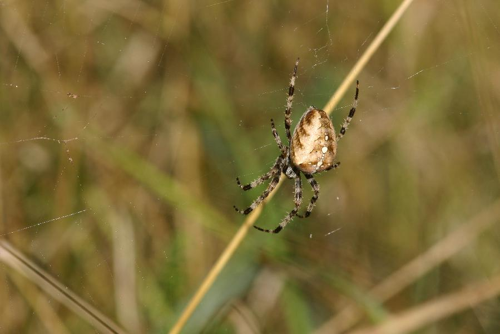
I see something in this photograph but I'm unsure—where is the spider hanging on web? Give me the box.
[234,58,360,234]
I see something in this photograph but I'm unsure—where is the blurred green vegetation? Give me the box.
[1,0,500,333]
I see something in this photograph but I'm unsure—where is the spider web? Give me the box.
[1,0,500,333]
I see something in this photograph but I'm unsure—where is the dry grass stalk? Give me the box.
[8,273,71,334]
[348,273,500,334]
[0,240,126,334]
[169,183,275,334]
[169,0,416,332]
[314,198,500,334]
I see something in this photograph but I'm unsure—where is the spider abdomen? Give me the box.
[290,107,337,174]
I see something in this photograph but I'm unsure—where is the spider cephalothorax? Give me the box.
[234,58,359,233]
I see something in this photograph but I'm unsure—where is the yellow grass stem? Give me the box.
[0,240,125,334]
[314,198,500,334]
[170,0,416,332]
[349,274,500,334]
[169,174,284,334]
[324,0,416,115]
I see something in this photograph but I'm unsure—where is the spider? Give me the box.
[234,58,359,233]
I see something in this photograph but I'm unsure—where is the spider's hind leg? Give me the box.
[284,58,299,143]
[271,118,286,156]
[337,81,359,141]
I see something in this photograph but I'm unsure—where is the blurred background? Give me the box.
[1,0,500,333]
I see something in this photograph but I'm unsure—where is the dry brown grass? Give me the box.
[1,0,500,333]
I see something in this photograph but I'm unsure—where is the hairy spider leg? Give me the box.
[296,163,340,218]
[299,173,320,219]
[325,161,341,172]
[337,80,360,141]
[284,58,300,144]
[234,58,361,234]
[236,156,283,191]
[234,160,284,215]
[270,118,287,156]
[254,175,302,233]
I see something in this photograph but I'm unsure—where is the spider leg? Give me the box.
[300,173,319,218]
[336,80,359,141]
[234,158,284,215]
[297,163,339,218]
[297,162,340,218]
[236,156,283,191]
[254,174,302,233]
[285,58,299,143]
[324,161,341,172]
[270,118,286,156]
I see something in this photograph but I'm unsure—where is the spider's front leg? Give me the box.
[297,174,320,219]
[234,171,282,215]
[296,163,339,219]
[235,156,282,191]
[254,175,302,233]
